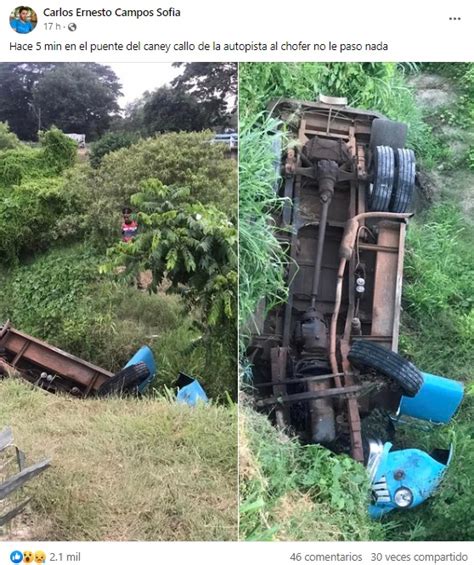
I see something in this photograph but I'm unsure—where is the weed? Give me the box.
[239,408,386,541]
[0,379,237,541]
[401,203,474,378]
[239,112,288,348]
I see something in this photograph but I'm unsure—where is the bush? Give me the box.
[105,179,237,325]
[239,112,288,350]
[401,203,474,378]
[0,121,20,150]
[89,131,138,168]
[0,177,80,263]
[96,130,236,213]
[0,244,236,398]
[240,408,385,541]
[0,245,176,371]
[39,127,77,173]
[0,146,45,188]
[102,178,238,398]
[0,128,76,189]
[392,202,474,540]
[61,131,237,247]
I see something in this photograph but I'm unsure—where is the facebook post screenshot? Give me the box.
[0,1,472,563]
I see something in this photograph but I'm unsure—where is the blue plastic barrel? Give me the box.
[398,372,464,423]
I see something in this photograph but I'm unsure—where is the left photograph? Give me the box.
[0,62,238,541]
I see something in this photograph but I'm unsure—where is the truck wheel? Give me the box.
[98,362,150,396]
[348,340,423,397]
[390,148,416,213]
[368,146,395,211]
[370,118,407,149]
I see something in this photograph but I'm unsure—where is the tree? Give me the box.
[142,87,208,134]
[0,63,121,141]
[89,131,138,168]
[32,64,121,140]
[171,63,237,127]
[111,91,153,134]
[104,179,237,327]
[0,63,51,140]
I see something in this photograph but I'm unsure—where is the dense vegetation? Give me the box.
[0,64,237,401]
[239,62,474,541]
[0,62,238,542]
[0,62,236,142]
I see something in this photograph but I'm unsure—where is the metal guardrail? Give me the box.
[212,133,238,150]
[0,427,50,527]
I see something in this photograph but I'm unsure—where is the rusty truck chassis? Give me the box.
[0,321,114,397]
[250,98,414,462]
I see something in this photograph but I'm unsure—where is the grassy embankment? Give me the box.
[0,379,237,541]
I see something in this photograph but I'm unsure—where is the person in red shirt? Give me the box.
[121,207,138,242]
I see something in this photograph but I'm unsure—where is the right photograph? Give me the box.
[239,62,473,541]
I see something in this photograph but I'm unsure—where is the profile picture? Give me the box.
[10,6,37,34]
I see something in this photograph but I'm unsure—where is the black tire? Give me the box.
[98,362,150,396]
[368,146,395,211]
[390,148,416,213]
[370,118,407,149]
[348,340,423,397]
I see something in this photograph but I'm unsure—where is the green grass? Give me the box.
[240,408,385,541]
[388,201,474,541]
[238,112,288,349]
[0,244,236,399]
[0,379,237,541]
[400,203,474,378]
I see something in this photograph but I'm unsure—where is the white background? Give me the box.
[2,0,473,62]
[2,541,474,564]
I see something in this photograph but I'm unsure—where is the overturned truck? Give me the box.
[249,96,464,517]
[0,321,155,397]
[0,321,208,402]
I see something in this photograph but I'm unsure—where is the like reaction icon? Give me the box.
[10,550,23,564]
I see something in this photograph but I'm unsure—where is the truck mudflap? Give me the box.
[368,440,453,518]
[397,372,464,424]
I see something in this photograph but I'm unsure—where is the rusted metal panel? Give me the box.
[270,347,289,428]
[371,221,402,342]
[392,223,406,352]
[0,326,113,392]
[255,372,345,388]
